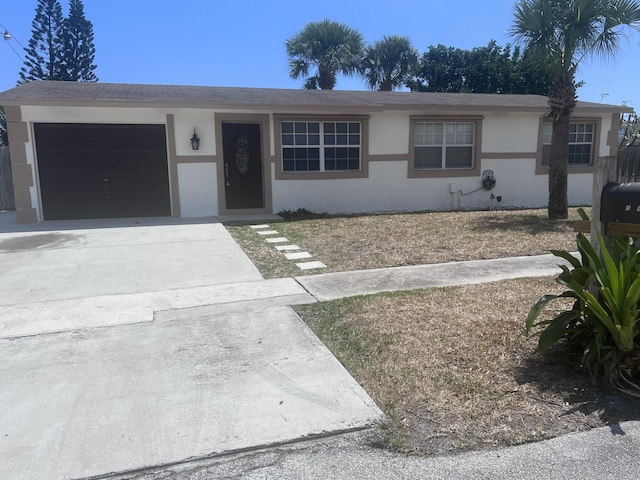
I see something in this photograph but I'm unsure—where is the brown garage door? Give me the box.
[35,123,171,220]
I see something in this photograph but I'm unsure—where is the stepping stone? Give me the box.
[249,224,270,229]
[285,251,312,260]
[256,230,279,236]
[275,245,300,251]
[296,261,327,270]
[265,237,289,244]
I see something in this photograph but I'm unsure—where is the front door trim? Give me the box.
[215,113,272,216]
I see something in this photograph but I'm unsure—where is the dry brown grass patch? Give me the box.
[227,208,585,277]
[295,277,640,455]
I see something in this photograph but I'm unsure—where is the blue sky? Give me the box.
[1,0,639,110]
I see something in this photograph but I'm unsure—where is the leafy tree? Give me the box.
[407,44,466,92]
[62,0,98,82]
[286,19,364,90]
[19,0,65,83]
[361,35,418,91]
[511,0,640,219]
[620,112,640,147]
[407,40,554,94]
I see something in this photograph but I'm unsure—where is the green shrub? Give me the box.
[525,209,640,396]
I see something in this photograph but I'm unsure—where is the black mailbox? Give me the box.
[601,182,640,223]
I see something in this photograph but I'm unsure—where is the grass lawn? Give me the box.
[227,208,585,278]
[227,208,640,455]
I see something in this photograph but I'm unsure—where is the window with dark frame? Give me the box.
[281,121,361,172]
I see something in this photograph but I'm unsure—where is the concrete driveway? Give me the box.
[0,213,383,480]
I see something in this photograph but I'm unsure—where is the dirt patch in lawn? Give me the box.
[294,277,640,456]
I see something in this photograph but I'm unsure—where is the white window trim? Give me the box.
[414,121,475,170]
[541,121,595,167]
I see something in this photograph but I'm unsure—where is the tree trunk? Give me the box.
[547,68,577,219]
[318,67,336,90]
[548,113,570,219]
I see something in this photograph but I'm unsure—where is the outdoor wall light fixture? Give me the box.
[190,128,200,150]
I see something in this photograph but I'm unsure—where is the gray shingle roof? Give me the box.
[0,80,631,113]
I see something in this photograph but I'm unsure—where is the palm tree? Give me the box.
[361,35,418,91]
[286,19,364,90]
[510,0,640,219]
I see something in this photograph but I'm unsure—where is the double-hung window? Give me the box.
[281,121,361,172]
[414,121,475,170]
[542,122,594,166]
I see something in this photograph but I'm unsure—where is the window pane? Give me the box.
[414,123,426,145]
[542,123,552,144]
[282,134,294,146]
[283,147,295,171]
[324,122,335,133]
[324,147,359,170]
[415,122,444,146]
[568,144,591,165]
[336,135,348,145]
[445,146,473,168]
[542,145,551,166]
[349,123,360,134]
[335,147,348,159]
[336,122,348,134]
[283,148,294,160]
[294,122,307,133]
[414,146,442,169]
[308,122,320,133]
[446,123,474,145]
[285,147,321,171]
[295,134,308,145]
[282,122,294,134]
[294,148,308,160]
[308,134,320,145]
[324,134,335,145]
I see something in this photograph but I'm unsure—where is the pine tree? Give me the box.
[62,0,98,82]
[19,0,65,83]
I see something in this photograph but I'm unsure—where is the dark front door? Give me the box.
[35,123,171,220]
[222,123,264,209]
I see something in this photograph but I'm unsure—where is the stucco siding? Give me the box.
[20,106,167,124]
[173,110,216,156]
[271,161,502,214]
[177,163,218,217]
[482,113,540,153]
[369,112,410,156]
[271,156,592,215]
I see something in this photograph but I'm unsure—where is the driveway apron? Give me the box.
[0,215,383,480]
